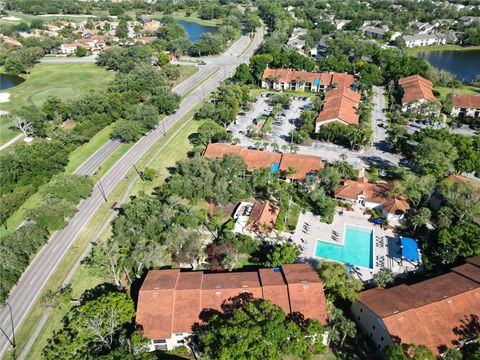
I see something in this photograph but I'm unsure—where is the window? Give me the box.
[175,333,183,336]
[372,325,376,330]
[357,316,361,320]
[378,345,381,349]
[177,340,185,344]
[381,336,384,342]
[153,339,166,344]
[360,308,363,313]
[370,333,373,337]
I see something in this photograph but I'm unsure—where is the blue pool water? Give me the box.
[315,225,373,268]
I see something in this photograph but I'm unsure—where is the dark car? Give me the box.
[199,61,207,65]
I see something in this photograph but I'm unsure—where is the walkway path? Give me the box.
[0,134,23,151]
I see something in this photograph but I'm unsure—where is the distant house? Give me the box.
[351,256,480,355]
[143,20,161,32]
[408,21,439,34]
[310,37,328,58]
[458,16,480,26]
[315,87,361,129]
[335,176,410,221]
[450,93,480,118]
[59,43,77,55]
[361,25,388,39]
[81,29,100,39]
[261,68,355,92]
[136,264,328,351]
[397,75,440,113]
[233,200,280,234]
[203,143,324,181]
[287,27,307,54]
[401,33,447,48]
[0,36,22,47]
[333,19,351,30]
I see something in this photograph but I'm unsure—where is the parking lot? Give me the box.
[228,92,313,149]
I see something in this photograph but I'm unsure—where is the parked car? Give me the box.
[199,61,207,65]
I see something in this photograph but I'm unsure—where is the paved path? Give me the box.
[0,29,264,358]
[40,55,97,63]
[0,134,23,152]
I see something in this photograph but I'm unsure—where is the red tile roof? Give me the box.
[246,200,280,232]
[451,93,480,109]
[316,87,361,126]
[203,143,324,180]
[335,177,410,214]
[357,258,480,355]
[262,68,354,89]
[398,75,440,106]
[136,264,328,340]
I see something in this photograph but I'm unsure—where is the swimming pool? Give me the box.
[315,225,373,268]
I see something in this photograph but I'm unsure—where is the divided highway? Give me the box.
[0,27,263,358]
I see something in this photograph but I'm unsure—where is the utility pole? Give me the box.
[132,164,145,182]
[0,303,16,360]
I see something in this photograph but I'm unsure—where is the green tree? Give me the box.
[115,19,129,38]
[413,138,458,179]
[317,261,363,302]
[327,307,356,349]
[233,63,253,84]
[111,119,144,142]
[384,344,436,360]
[438,222,480,264]
[43,287,140,359]
[27,196,77,231]
[39,174,93,204]
[143,167,157,181]
[373,268,394,288]
[264,242,300,267]
[75,46,88,57]
[410,207,431,232]
[249,53,273,80]
[190,120,231,146]
[198,297,325,359]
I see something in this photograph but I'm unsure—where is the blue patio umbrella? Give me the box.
[400,237,420,261]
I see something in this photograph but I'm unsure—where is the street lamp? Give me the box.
[93,175,107,203]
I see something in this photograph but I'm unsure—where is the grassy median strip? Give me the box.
[8,102,205,360]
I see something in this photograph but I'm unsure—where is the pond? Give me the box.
[177,19,218,42]
[416,49,480,83]
[0,73,25,90]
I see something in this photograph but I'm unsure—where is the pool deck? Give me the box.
[283,206,421,283]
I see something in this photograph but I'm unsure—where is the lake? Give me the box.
[416,49,480,83]
[177,19,218,42]
[0,73,25,90]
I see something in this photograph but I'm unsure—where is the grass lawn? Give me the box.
[0,63,115,145]
[408,44,480,54]
[286,203,302,232]
[434,85,480,101]
[178,65,198,81]
[0,11,104,26]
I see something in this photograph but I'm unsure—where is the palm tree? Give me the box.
[271,141,280,152]
[262,141,269,150]
[411,207,431,232]
[373,268,394,288]
[281,144,289,153]
[289,144,299,153]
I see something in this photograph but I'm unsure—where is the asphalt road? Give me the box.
[0,28,264,358]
